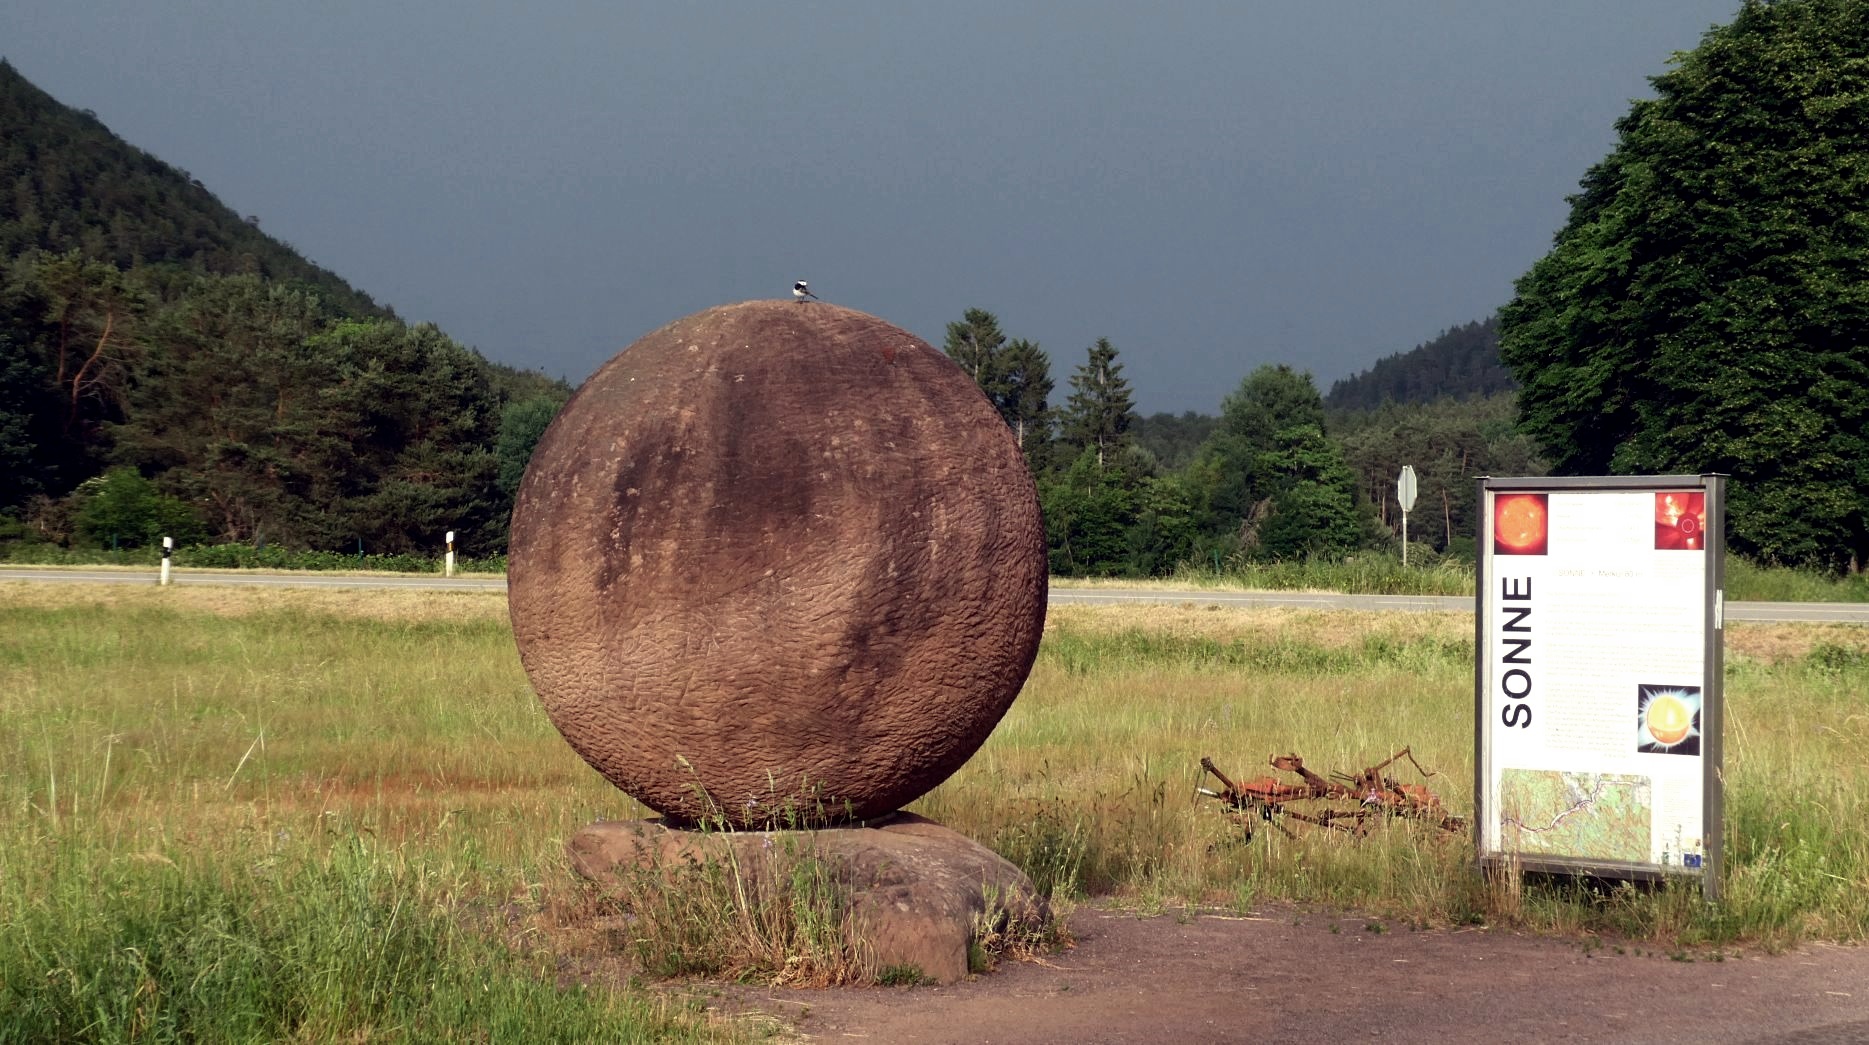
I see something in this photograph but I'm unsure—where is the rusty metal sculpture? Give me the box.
[1199,748,1467,840]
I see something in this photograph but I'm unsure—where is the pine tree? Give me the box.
[942,308,1007,396]
[941,309,1056,465]
[998,337,1053,464]
[1061,338,1136,468]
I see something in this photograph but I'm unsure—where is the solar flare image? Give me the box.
[1655,491,1707,550]
[1493,493,1549,556]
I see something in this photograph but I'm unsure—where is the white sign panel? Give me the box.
[1474,475,1725,898]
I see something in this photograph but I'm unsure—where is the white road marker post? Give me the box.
[445,530,456,578]
[160,536,173,586]
[1397,465,1418,566]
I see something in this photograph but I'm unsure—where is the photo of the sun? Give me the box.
[1636,684,1701,756]
[1655,491,1707,550]
[1493,493,1549,555]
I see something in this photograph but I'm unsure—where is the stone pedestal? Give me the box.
[568,813,1049,984]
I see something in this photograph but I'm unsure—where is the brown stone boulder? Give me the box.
[568,813,1050,985]
[508,301,1047,826]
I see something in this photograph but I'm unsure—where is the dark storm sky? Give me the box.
[2,2,1739,413]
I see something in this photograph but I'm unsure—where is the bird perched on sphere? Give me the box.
[793,280,818,302]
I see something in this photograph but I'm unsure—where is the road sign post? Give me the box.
[445,530,456,578]
[1397,465,1419,565]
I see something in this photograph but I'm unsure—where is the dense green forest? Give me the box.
[1324,318,1512,411]
[0,61,386,320]
[1128,318,1514,479]
[0,60,568,556]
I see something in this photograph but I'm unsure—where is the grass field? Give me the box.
[3,582,1867,1039]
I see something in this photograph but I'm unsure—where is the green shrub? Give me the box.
[71,469,206,549]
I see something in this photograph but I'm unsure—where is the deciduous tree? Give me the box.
[497,394,566,498]
[1191,365,1375,560]
[1040,447,1135,575]
[71,467,204,548]
[1499,0,1869,571]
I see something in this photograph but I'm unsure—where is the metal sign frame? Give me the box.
[1473,474,1725,900]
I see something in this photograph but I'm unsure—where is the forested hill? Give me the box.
[0,59,387,319]
[1324,317,1512,410]
[0,62,569,558]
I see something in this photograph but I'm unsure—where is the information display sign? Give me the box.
[1474,475,1725,898]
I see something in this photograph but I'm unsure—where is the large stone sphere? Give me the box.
[508,300,1047,827]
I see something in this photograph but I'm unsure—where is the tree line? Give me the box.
[3,247,1528,574]
[940,308,1539,576]
[0,251,566,556]
[1323,318,1511,412]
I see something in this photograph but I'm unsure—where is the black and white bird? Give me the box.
[792,280,818,301]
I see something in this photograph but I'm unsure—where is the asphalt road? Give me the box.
[4,567,1866,623]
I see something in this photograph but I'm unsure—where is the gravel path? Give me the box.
[727,906,1869,1044]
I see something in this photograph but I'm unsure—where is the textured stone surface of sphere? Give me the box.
[508,301,1047,826]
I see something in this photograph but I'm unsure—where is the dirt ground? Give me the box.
[720,906,1869,1044]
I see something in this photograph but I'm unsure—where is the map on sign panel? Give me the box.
[1499,769,1652,864]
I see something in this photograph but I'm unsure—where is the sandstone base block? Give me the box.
[568,813,1049,985]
